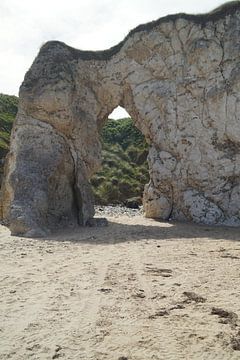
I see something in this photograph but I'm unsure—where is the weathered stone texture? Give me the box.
[1,2,240,235]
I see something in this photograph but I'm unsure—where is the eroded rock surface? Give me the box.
[1,2,240,236]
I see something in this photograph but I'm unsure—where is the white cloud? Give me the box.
[0,0,231,116]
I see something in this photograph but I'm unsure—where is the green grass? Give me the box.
[91,118,149,205]
[0,94,18,159]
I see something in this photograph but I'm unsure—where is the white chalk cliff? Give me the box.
[1,1,240,236]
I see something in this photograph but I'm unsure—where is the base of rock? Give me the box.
[86,218,108,227]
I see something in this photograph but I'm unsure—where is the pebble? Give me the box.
[95,205,143,218]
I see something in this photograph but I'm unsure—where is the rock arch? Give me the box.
[1,1,240,236]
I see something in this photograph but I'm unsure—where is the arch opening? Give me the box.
[91,107,149,209]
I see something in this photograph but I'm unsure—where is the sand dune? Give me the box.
[1,215,240,359]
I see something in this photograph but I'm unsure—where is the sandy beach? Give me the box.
[1,213,240,359]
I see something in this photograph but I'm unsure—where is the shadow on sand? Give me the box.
[41,217,240,244]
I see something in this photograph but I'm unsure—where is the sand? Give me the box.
[0,215,240,360]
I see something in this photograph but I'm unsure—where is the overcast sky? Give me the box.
[0,0,231,118]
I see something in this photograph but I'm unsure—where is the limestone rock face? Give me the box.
[1,2,240,235]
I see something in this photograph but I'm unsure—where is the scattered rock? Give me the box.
[97,288,112,293]
[149,309,169,319]
[124,197,141,209]
[211,307,238,327]
[183,292,207,303]
[52,354,61,359]
[221,254,240,260]
[169,304,185,311]
[52,345,62,358]
[46,249,54,254]
[151,294,167,300]
[146,267,173,278]
[231,334,240,351]
[95,205,143,218]
[161,273,172,278]
[26,344,41,351]
[133,291,146,299]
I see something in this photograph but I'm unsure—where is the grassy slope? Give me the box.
[91,118,149,205]
[0,94,18,158]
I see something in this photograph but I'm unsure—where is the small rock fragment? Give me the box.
[183,291,206,303]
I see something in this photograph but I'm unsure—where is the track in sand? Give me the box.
[0,215,240,359]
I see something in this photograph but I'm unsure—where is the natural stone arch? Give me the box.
[1,1,240,236]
